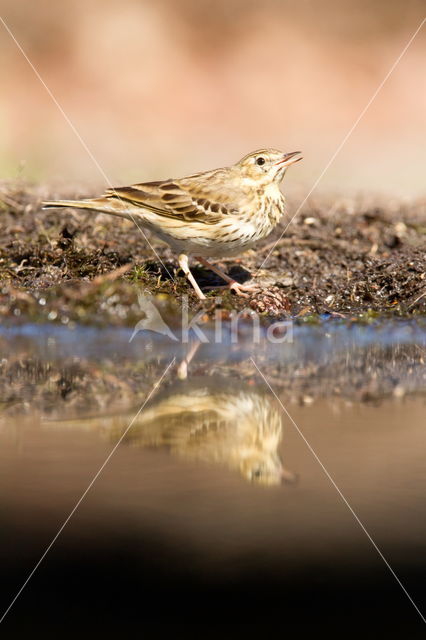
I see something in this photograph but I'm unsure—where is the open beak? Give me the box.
[275,151,302,168]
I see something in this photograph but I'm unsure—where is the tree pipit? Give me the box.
[43,149,302,299]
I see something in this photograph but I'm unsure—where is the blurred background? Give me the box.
[0,0,425,196]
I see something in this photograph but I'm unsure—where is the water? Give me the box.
[0,318,425,635]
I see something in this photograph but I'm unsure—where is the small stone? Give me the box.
[394,222,407,236]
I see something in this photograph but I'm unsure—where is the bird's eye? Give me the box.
[256,157,266,166]
[252,468,262,479]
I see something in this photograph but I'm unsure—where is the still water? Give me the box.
[0,318,425,635]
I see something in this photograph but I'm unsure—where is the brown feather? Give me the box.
[104,170,243,225]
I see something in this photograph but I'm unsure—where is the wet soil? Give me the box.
[1,320,425,417]
[0,182,425,324]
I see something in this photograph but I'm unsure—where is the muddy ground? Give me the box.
[0,181,425,325]
[1,335,424,418]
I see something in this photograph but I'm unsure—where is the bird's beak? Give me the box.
[281,468,299,485]
[275,151,302,167]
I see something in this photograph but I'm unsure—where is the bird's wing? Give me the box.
[104,170,243,225]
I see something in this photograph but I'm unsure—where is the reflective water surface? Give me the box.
[0,319,425,635]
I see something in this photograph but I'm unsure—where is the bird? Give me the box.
[118,376,298,486]
[43,148,302,300]
[44,376,297,485]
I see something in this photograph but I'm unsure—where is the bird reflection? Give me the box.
[122,376,296,486]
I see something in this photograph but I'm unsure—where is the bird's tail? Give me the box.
[42,197,134,221]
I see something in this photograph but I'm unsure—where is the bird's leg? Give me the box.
[196,256,234,284]
[196,256,259,298]
[178,254,206,300]
[177,340,201,380]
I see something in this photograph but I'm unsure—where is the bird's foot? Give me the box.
[229,281,260,297]
[206,281,259,297]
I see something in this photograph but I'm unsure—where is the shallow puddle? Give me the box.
[0,318,425,634]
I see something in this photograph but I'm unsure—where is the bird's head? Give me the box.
[240,453,298,487]
[236,148,302,186]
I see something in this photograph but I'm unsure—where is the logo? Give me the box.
[130,292,293,344]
